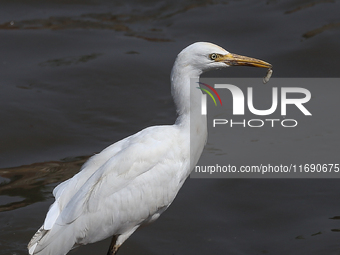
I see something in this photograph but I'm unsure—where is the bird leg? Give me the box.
[107,235,120,255]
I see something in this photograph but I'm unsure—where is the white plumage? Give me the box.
[28,42,271,255]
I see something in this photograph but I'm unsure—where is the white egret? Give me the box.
[28,42,272,255]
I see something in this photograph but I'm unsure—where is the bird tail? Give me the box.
[27,223,79,255]
[28,226,47,254]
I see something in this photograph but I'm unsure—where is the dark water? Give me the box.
[1,0,340,254]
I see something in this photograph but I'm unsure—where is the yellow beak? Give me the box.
[219,53,272,69]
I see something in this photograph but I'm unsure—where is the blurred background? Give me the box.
[0,0,340,254]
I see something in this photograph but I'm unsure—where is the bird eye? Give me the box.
[209,53,218,60]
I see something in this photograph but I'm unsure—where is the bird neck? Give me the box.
[170,63,207,173]
[171,63,206,126]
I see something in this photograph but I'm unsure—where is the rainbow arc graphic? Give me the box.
[197,82,222,106]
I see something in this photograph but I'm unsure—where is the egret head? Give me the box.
[171,42,273,114]
[175,42,272,74]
